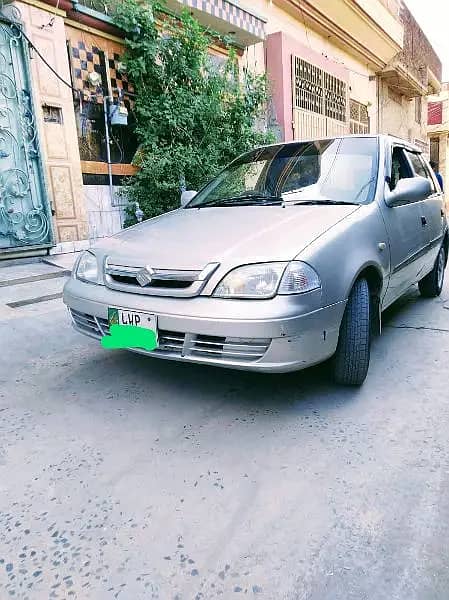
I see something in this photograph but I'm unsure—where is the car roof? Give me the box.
[252,134,422,154]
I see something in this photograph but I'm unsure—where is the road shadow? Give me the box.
[381,285,420,326]
[67,338,365,417]
[91,288,434,413]
[381,276,448,328]
[65,280,449,415]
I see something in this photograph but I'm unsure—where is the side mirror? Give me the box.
[385,176,431,207]
[180,190,197,207]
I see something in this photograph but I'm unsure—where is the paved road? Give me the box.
[1,262,449,600]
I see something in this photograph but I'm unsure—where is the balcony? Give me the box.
[379,61,427,99]
[379,2,441,98]
[164,0,266,47]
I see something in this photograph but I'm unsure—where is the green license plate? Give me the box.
[101,307,159,351]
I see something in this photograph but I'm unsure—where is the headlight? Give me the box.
[214,263,286,298]
[213,261,320,298]
[278,261,321,294]
[76,251,99,284]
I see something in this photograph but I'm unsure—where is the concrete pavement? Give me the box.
[0,263,449,599]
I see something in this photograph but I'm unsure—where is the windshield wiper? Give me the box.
[197,193,283,208]
[290,199,360,206]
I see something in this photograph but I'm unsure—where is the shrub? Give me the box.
[113,0,275,224]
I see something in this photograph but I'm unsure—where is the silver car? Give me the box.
[64,135,448,384]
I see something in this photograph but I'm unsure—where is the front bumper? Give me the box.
[63,278,346,373]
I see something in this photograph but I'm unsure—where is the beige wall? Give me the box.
[378,80,428,148]
[241,0,378,135]
[428,132,448,212]
[428,86,449,208]
[15,1,88,247]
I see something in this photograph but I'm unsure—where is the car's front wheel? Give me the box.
[418,245,446,298]
[332,278,371,386]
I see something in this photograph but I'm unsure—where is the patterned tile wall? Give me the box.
[68,37,134,106]
[179,0,265,40]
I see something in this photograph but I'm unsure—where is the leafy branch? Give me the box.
[113,0,276,224]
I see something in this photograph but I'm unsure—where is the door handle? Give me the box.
[421,216,427,227]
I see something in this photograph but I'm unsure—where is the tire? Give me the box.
[418,245,446,298]
[332,278,371,386]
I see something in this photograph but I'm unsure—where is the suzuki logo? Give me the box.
[136,266,155,287]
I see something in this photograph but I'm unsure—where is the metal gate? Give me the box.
[0,7,53,253]
[292,55,349,141]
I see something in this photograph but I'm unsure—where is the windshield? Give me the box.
[187,137,379,208]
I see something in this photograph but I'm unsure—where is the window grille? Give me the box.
[349,99,369,134]
[324,72,346,122]
[293,56,347,123]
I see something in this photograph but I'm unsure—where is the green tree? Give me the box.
[113,0,275,224]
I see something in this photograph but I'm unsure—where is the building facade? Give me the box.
[377,1,441,154]
[428,82,449,207]
[245,0,403,143]
[0,0,442,258]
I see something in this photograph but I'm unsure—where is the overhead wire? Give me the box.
[5,18,81,94]
[39,0,61,29]
[6,14,134,166]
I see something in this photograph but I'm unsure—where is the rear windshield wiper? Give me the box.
[290,200,360,206]
[196,194,283,208]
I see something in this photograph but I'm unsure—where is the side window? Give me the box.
[405,151,437,193]
[390,146,413,190]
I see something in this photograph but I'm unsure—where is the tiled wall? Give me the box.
[66,25,134,106]
[176,0,265,39]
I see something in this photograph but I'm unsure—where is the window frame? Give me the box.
[349,99,370,134]
[405,150,437,194]
[293,56,347,123]
[389,145,414,191]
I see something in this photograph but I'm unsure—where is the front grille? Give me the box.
[103,259,219,298]
[190,335,270,362]
[70,309,185,354]
[109,274,193,290]
[158,331,185,354]
[70,309,270,364]
[71,309,105,336]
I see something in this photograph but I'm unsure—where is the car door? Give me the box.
[404,149,445,274]
[381,145,429,307]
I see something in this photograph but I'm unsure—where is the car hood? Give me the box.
[96,205,360,269]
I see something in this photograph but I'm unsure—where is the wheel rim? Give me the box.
[437,247,445,290]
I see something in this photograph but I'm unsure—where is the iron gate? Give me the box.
[292,55,348,141]
[0,7,53,252]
